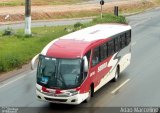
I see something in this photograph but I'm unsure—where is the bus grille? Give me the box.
[44,97,67,102]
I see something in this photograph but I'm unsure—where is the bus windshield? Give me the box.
[37,55,83,89]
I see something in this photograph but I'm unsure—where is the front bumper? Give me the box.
[36,90,89,105]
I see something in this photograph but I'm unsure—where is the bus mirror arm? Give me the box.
[31,53,40,70]
[83,56,88,72]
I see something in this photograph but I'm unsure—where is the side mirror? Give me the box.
[31,54,40,70]
[83,56,88,72]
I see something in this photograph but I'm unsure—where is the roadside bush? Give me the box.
[2,28,15,36]
[74,22,84,29]
[0,54,22,72]
[92,14,127,24]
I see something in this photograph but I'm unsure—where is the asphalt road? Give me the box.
[0,18,92,30]
[0,8,160,113]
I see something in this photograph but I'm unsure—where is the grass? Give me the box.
[92,14,126,24]
[0,14,127,72]
[0,0,87,6]
[0,26,69,72]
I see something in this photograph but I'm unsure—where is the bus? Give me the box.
[31,23,132,105]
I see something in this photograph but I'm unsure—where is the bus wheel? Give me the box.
[84,87,92,103]
[112,67,119,82]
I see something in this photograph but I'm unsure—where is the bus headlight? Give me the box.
[68,90,79,96]
[36,87,41,92]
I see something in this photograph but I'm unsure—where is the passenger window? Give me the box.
[126,31,131,45]
[118,36,121,49]
[121,34,126,48]
[108,40,115,56]
[100,43,108,61]
[92,47,100,66]
[114,37,120,52]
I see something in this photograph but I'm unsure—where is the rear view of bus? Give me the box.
[32,24,131,105]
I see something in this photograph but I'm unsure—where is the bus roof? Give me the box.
[41,24,131,58]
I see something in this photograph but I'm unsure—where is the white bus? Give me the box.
[32,23,132,104]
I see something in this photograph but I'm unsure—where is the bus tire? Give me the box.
[84,86,93,103]
[112,67,120,82]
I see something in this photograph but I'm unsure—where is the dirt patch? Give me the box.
[0,0,158,23]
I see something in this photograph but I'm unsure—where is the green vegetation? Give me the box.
[93,14,127,24]
[0,0,87,6]
[0,26,70,72]
[0,2,23,6]
[0,14,127,72]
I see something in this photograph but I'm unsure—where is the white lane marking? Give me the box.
[111,79,130,94]
[0,70,35,89]
[131,42,137,46]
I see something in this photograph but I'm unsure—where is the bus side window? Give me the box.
[114,37,120,52]
[92,47,100,66]
[108,40,115,57]
[100,43,108,61]
[118,36,121,50]
[85,50,91,67]
[126,30,131,45]
[121,33,126,48]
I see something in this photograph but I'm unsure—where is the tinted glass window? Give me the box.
[126,31,131,45]
[92,47,100,66]
[100,43,108,61]
[37,56,82,89]
[108,40,115,56]
[121,34,126,48]
[114,37,120,52]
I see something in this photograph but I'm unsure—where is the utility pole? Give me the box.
[101,3,103,19]
[25,0,31,35]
